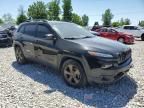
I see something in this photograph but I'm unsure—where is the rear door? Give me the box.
[22,24,37,60]
[34,23,58,67]
[107,29,118,40]
[99,28,109,38]
[129,26,141,37]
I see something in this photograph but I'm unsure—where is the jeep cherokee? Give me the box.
[13,20,132,88]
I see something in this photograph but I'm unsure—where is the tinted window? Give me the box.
[129,26,135,30]
[123,26,130,29]
[25,24,36,36]
[101,29,108,32]
[37,25,51,38]
[18,26,25,33]
[108,29,117,33]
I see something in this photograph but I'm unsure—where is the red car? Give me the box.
[96,28,134,44]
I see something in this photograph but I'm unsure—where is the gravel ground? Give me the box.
[0,39,144,108]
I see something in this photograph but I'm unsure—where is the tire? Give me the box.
[15,46,27,64]
[61,59,87,88]
[141,34,144,41]
[118,38,124,43]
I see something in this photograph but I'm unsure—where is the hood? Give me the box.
[70,37,130,56]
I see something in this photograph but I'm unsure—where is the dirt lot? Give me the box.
[0,39,144,108]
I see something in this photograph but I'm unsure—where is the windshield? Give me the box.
[49,22,95,39]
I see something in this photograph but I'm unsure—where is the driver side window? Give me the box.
[109,29,116,33]
[37,24,51,38]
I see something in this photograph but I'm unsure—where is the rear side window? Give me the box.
[101,29,108,32]
[130,26,138,30]
[25,24,36,36]
[124,26,130,29]
[37,24,51,38]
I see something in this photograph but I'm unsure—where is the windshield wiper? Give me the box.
[64,37,80,40]
[81,36,94,39]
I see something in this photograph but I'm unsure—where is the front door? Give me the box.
[34,23,58,67]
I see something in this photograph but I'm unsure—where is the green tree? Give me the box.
[62,0,73,22]
[16,6,27,25]
[2,13,15,23]
[0,18,3,24]
[28,1,47,19]
[47,0,60,20]
[120,18,131,26]
[94,21,99,26]
[102,9,114,26]
[124,18,131,25]
[82,14,89,26]
[120,18,125,26]
[139,20,144,27]
[72,13,83,25]
[112,21,120,27]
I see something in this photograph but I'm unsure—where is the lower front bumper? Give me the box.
[86,58,132,84]
[0,38,12,46]
[125,39,135,44]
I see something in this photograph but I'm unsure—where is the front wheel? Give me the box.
[118,38,124,43]
[61,60,87,88]
[15,46,26,64]
[141,34,144,41]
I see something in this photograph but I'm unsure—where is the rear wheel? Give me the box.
[61,59,87,88]
[15,46,26,64]
[118,38,124,43]
[141,34,144,41]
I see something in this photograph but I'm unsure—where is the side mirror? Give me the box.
[45,34,55,40]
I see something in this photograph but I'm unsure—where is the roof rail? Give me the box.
[25,19,48,22]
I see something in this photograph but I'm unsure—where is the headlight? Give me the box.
[88,51,113,58]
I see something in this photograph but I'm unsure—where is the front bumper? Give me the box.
[0,38,12,46]
[125,38,135,44]
[84,57,132,84]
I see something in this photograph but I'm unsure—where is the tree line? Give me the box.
[0,0,89,27]
[0,0,144,27]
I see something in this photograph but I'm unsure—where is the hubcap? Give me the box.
[64,64,81,85]
[118,38,124,43]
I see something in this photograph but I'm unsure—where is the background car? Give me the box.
[95,28,134,44]
[116,25,144,41]
[0,27,13,47]
[90,31,100,36]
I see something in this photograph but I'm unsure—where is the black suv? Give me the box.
[14,20,132,87]
[0,27,13,47]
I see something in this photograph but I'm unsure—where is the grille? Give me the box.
[119,49,131,64]
[0,34,7,38]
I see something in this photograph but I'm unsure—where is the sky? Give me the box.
[0,0,144,26]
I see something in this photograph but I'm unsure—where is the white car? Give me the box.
[117,25,144,41]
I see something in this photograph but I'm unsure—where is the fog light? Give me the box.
[101,64,112,69]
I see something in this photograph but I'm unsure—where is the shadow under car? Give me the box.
[12,61,137,108]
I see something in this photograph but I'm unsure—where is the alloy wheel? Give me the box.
[118,38,124,43]
[63,64,81,85]
[15,47,24,63]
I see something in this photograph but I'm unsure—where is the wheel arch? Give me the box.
[141,33,144,38]
[141,33,144,41]
[59,56,85,73]
[14,42,23,49]
[117,36,125,42]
